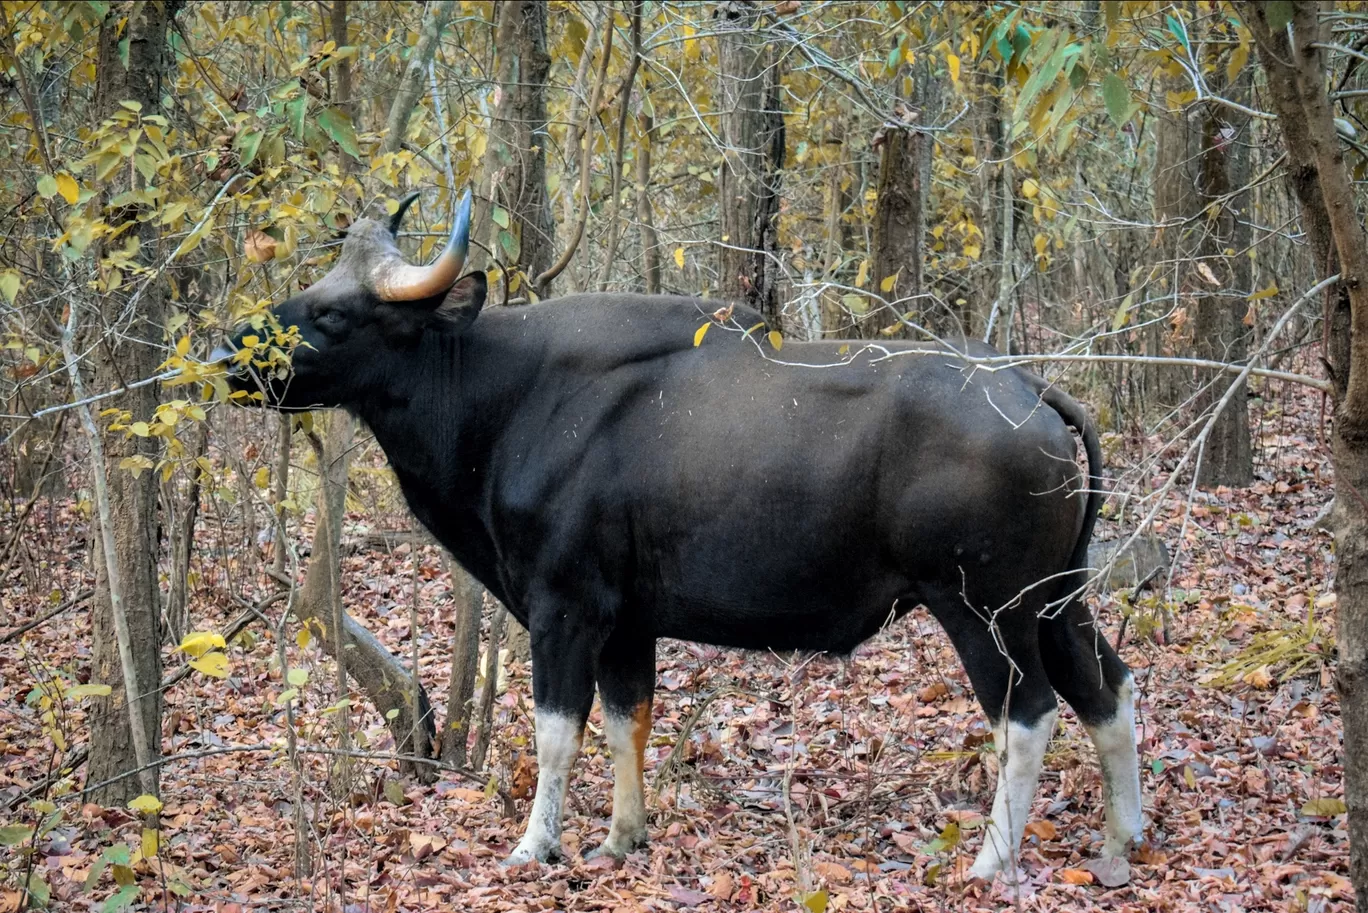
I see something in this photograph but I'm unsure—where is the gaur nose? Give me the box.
[208,340,245,374]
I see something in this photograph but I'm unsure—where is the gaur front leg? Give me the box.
[505,612,600,866]
[586,627,656,860]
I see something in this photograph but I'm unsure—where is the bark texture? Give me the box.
[480,0,554,296]
[85,0,181,806]
[440,559,483,765]
[863,64,933,340]
[1243,2,1368,905]
[1193,67,1253,488]
[715,0,785,327]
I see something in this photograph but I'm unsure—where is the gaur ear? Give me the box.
[432,270,487,332]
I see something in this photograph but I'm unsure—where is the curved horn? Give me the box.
[387,191,422,236]
[372,188,472,302]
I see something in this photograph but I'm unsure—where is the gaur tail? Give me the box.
[1035,382,1104,593]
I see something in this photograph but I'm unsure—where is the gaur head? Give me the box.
[213,189,484,410]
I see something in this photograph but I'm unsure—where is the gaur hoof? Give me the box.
[584,832,647,861]
[503,840,565,866]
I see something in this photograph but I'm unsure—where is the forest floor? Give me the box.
[0,381,1352,912]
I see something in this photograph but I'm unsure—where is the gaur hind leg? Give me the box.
[586,625,656,860]
[924,587,1059,880]
[1039,598,1143,858]
[505,607,602,866]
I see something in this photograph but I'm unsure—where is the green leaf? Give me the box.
[0,825,33,845]
[36,174,57,198]
[1013,30,1063,123]
[318,107,361,159]
[491,206,510,229]
[1165,14,1190,54]
[383,778,409,806]
[26,872,49,908]
[236,130,263,168]
[497,228,519,262]
[1102,73,1130,128]
[101,884,138,913]
[286,668,308,687]
[0,271,21,305]
[1266,1,1294,31]
[1111,291,1135,331]
[286,96,307,139]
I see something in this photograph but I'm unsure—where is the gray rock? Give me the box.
[1087,534,1170,593]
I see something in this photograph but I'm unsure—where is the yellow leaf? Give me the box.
[1022,178,1040,199]
[1248,282,1278,301]
[674,246,685,269]
[693,323,709,347]
[1301,797,1347,817]
[801,889,829,913]
[1034,233,1048,257]
[189,651,230,678]
[175,336,190,357]
[767,330,783,351]
[55,173,79,205]
[947,53,960,84]
[856,259,869,288]
[141,827,159,858]
[252,466,270,489]
[128,794,163,815]
[296,626,312,649]
[880,271,899,293]
[177,631,225,658]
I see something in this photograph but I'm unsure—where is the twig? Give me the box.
[0,590,94,645]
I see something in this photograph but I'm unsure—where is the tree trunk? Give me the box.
[1193,66,1253,488]
[479,0,554,299]
[164,422,207,644]
[637,88,662,295]
[1151,65,1199,409]
[1242,2,1368,904]
[862,70,928,341]
[715,0,785,327]
[85,0,181,807]
[440,557,483,765]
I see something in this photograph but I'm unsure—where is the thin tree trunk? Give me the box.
[479,0,554,298]
[596,2,644,291]
[165,422,207,643]
[382,0,453,156]
[1194,65,1253,488]
[440,558,483,765]
[637,84,662,295]
[471,602,509,772]
[85,0,181,807]
[271,415,291,578]
[715,0,785,327]
[863,66,927,340]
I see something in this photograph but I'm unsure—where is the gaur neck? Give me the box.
[342,311,534,599]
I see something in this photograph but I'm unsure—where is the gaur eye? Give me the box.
[315,309,345,329]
